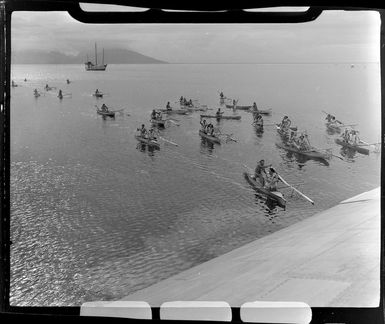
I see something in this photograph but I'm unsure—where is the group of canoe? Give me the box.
[136,95,244,148]
[324,112,370,155]
[274,115,332,161]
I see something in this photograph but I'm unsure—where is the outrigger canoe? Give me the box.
[135,135,160,148]
[159,109,188,115]
[200,114,241,120]
[250,108,272,115]
[325,122,341,133]
[225,104,251,110]
[276,142,330,160]
[243,172,286,209]
[96,109,115,117]
[335,138,369,155]
[199,130,221,144]
[151,119,167,127]
[181,104,207,111]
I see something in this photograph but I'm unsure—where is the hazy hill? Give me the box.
[12,48,166,64]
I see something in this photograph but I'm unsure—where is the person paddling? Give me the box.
[101,103,109,112]
[253,159,272,187]
[254,113,263,126]
[139,124,147,138]
[349,129,360,145]
[266,167,280,191]
[200,118,208,133]
[341,128,350,143]
[232,99,237,109]
[148,128,157,140]
[325,114,334,123]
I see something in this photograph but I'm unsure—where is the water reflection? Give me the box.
[253,124,264,138]
[326,127,341,136]
[136,142,160,156]
[252,193,282,215]
[339,147,356,160]
[200,138,215,154]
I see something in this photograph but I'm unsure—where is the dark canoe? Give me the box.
[276,125,289,140]
[335,138,369,155]
[275,124,299,140]
[200,114,241,120]
[199,130,221,144]
[250,108,272,115]
[275,142,330,160]
[181,104,207,111]
[96,109,115,117]
[325,122,341,133]
[159,109,188,115]
[151,119,166,127]
[93,93,103,98]
[225,104,252,110]
[243,172,286,209]
[135,135,160,148]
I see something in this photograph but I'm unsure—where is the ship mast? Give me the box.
[95,42,98,66]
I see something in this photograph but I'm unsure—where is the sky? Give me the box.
[11,6,381,63]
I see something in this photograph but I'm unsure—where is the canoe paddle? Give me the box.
[277,173,314,205]
[168,119,180,126]
[321,110,344,124]
[158,136,178,146]
[217,131,237,142]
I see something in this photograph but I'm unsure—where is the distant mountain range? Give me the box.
[12,48,166,64]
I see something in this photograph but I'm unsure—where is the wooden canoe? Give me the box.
[250,108,273,115]
[244,172,286,209]
[199,130,221,144]
[93,93,103,98]
[325,122,341,133]
[151,119,166,127]
[96,109,115,117]
[225,104,252,110]
[135,135,160,148]
[276,142,330,160]
[200,114,241,120]
[335,138,369,155]
[159,109,188,115]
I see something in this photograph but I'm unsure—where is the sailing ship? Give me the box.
[84,43,107,71]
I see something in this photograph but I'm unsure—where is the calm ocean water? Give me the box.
[10,63,381,305]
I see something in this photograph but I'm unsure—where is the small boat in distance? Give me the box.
[85,43,107,71]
